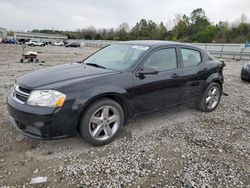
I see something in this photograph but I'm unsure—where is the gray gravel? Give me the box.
[0,44,249,187]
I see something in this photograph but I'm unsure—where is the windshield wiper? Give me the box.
[86,63,106,69]
[76,60,83,64]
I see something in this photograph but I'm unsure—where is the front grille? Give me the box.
[19,86,31,94]
[12,84,31,104]
[16,93,27,102]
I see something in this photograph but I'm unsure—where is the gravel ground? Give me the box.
[0,44,249,188]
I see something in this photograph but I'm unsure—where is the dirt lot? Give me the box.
[0,44,249,188]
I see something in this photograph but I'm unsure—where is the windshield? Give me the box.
[84,44,149,70]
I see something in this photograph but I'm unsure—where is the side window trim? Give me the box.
[139,47,179,73]
[179,47,202,68]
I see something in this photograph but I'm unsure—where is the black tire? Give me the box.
[197,82,222,112]
[79,98,124,146]
[241,77,249,82]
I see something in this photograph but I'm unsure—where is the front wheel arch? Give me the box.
[76,94,130,133]
[78,97,125,145]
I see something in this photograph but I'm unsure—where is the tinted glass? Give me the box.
[84,44,148,70]
[144,48,177,71]
[181,48,201,67]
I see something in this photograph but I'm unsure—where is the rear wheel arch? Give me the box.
[212,79,223,89]
[199,76,223,104]
[204,79,223,92]
[198,82,222,112]
[205,73,223,90]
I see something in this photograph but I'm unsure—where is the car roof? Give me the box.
[118,40,180,46]
[118,40,203,51]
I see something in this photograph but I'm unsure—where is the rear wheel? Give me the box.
[79,98,124,146]
[197,82,222,112]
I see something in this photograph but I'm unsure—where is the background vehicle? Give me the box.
[17,39,28,45]
[25,40,45,47]
[65,42,80,48]
[7,41,224,146]
[2,38,17,44]
[52,41,64,46]
[241,61,250,81]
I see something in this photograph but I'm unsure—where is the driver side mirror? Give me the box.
[137,66,159,78]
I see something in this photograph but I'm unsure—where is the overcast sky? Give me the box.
[0,0,249,31]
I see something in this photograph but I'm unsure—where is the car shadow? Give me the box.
[23,105,200,160]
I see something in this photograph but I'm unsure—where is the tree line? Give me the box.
[32,8,250,43]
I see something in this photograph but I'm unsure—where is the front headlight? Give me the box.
[27,90,66,107]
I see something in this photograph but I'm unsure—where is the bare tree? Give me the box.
[117,22,130,32]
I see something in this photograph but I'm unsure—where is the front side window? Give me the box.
[84,44,149,70]
[181,48,202,67]
[144,48,177,71]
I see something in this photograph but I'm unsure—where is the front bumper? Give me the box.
[7,94,78,139]
[241,68,250,80]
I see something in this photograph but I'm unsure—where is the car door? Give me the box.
[133,47,185,117]
[179,47,208,103]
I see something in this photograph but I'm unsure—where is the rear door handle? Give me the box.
[171,73,181,78]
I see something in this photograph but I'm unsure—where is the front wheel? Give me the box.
[79,98,124,146]
[197,82,222,112]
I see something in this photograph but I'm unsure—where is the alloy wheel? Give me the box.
[206,86,220,110]
[88,105,120,141]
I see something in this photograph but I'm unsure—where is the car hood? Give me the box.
[17,63,119,89]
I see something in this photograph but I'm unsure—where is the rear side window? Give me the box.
[144,48,177,71]
[181,48,202,67]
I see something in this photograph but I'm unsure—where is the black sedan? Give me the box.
[241,62,250,81]
[7,41,224,146]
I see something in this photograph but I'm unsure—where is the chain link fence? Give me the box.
[68,40,250,60]
[193,43,250,60]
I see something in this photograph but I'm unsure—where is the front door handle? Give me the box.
[171,73,181,78]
